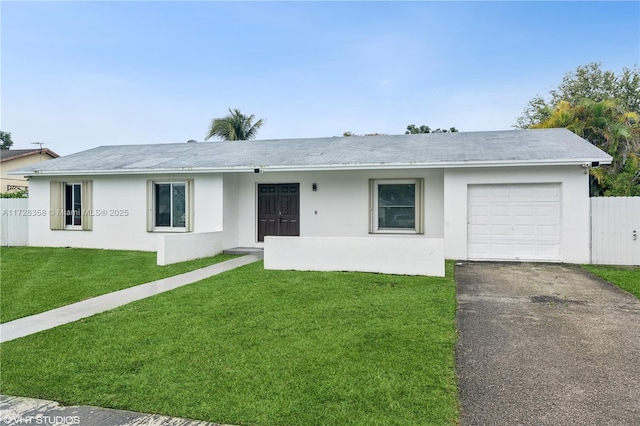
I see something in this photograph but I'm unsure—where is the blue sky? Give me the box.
[2,1,639,155]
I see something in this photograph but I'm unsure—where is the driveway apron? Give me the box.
[455,262,640,425]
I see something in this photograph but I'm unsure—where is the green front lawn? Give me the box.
[582,264,640,299]
[0,247,237,323]
[0,261,459,426]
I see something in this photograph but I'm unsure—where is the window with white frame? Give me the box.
[50,181,93,230]
[370,178,423,233]
[65,183,82,227]
[147,180,193,231]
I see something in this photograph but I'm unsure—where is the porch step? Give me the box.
[223,247,264,256]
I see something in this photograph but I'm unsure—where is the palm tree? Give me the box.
[532,99,639,168]
[205,108,264,141]
[531,98,640,195]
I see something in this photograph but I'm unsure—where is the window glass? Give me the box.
[155,184,171,227]
[65,184,73,226]
[155,182,186,228]
[172,183,186,227]
[73,184,82,226]
[65,183,82,227]
[377,183,416,229]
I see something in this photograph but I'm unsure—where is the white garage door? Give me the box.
[468,183,561,261]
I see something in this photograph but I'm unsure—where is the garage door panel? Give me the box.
[492,225,513,237]
[513,204,535,215]
[468,183,561,261]
[537,205,560,218]
[469,205,490,222]
[468,224,491,237]
[514,244,536,256]
[491,205,511,216]
[491,244,513,256]
[488,186,511,200]
[536,186,561,200]
[514,214,536,225]
[468,243,489,256]
[512,186,536,199]
[469,186,490,199]
[469,204,489,214]
[537,244,561,257]
[513,225,535,237]
[539,225,560,237]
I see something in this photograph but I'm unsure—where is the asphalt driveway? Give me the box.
[455,262,640,425]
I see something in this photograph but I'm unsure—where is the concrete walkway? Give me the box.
[0,254,262,343]
[0,395,232,426]
[455,262,640,425]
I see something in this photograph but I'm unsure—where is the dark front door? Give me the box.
[257,183,300,242]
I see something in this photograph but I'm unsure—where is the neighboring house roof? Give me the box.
[0,148,59,162]
[10,129,612,177]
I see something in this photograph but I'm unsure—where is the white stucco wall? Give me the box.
[157,231,224,265]
[27,169,445,253]
[265,236,445,276]
[28,174,224,251]
[235,169,445,247]
[443,165,591,263]
[222,174,240,249]
[26,165,591,265]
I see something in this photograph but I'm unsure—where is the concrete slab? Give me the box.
[222,247,264,255]
[0,254,262,343]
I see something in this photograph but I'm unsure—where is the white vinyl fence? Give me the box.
[591,197,640,266]
[0,198,29,246]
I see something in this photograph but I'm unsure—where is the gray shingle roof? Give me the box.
[11,129,612,176]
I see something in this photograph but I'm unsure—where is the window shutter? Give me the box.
[185,179,194,232]
[50,181,64,230]
[368,179,375,233]
[416,178,424,234]
[146,180,154,232]
[81,180,93,230]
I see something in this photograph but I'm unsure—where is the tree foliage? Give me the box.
[531,99,640,196]
[516,62,640,129]
[405,124,431,134]
[0,190,27,198]
[405,125,458,134]
[205,108,264,141]
[516,62,640,196]
[1,131,13,150]
[343,131,388,137]
[342,125,458,137]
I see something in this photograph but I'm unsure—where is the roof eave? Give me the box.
[259,158,614,172]
[0,149,59,163]
[14,157,613,177]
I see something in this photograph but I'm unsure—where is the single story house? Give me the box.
[1,148,59,193]
[12,128,611,276]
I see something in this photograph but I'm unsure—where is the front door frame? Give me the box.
[257,183,300,242]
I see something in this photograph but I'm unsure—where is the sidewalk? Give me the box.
[0,253,262,343]
[0,395,233,426]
